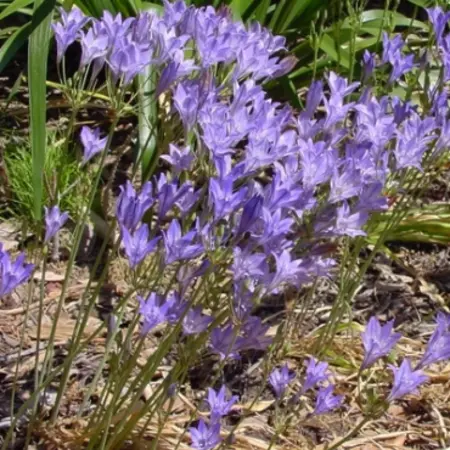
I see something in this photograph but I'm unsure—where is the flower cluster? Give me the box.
[269,358,343,415]
[45,3,450,447]
[0,245,34,299]
[189,385,238,450]
[361,315,450,401]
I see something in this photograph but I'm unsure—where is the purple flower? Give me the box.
[239,316,272,351]
[313,385,344,415]
[0,245,34,298]
[210,324,241,360]
[163,220,203,265]
[334,202,368,237]
[156,174,191,219]
[182,306,213,335]
[138,293,173,335]
[206,386,239,422]
[387,359,429,401]
[427,7,450,45]
[302,80,323,119]
[361,317,401,370]
[80,126,107,164]
[362,50,375,82]
[328,166,362,203]
[52,6,89,63]
[302,358,330,393]
[189,419,221,450]
[416,313,450,369]
[121,224,159,269]
[209,176,247,222]
[232,247,267,282]
[160,144,194,173]
[269,364,295,398]
[44,206,69,243]
[236,195,263,236]
[264,250,303,293]
[116,181,153,231]
[100,11,134,46]
[108,36,152,85]
[79,26,109,69]
[382,33,415,82]
[173,80,201,131]
[166,292,188,324]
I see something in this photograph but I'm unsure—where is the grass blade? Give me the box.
[28,0,55,222]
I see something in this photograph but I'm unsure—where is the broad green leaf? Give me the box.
[0,0,34,20]
[28,0,55,221]
[0,23,31,73]
[319,33,350,69]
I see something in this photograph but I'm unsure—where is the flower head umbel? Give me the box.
[189,419,221,450]
[387,359,429,401]
[116,181,153,231]
[361,317,401,370]
[302,357,330,393]
[44,206,69,243]
[416,313,450,369]
[313,385,344,415]
[206,386,239,422]
[80,126,107,164]
[269,364,295,398]
[0,245,34,298]
[121,224,159,269]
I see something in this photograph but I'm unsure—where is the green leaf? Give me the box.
[28,0,55,222]
[0,0,34,21]
[0,23,30,73]
[319,33,350,69]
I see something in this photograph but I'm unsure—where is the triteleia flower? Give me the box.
[209,176,248,222]
[269,364,295,398]
[80,126,107,164]
[427,7,450,45]
[416,313,450,369]
[361,317,401,370]
[313,385,344,415]
[302,357,330,393]
[156,174,191,219]
[387,359,429,401]
[189,419,221,450]
[210,324,241,361]
[79,26,109,69]
[160,144,194,173]
[236,195,263,236]
[121,224,159,269]
[108,36,152,85]
[264,250,303,293]
[116,181,153,231]
[206,386,239,422]
[239,316,272,351]
[0,245,34,298]
[138,293,173,335]
[182,306,213,335]
[52,6,89,63]
[232,247,267,282]
[334,202,368,237]
[44,206,69,243]
[362,50,375,82]
[163,219,203,265]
